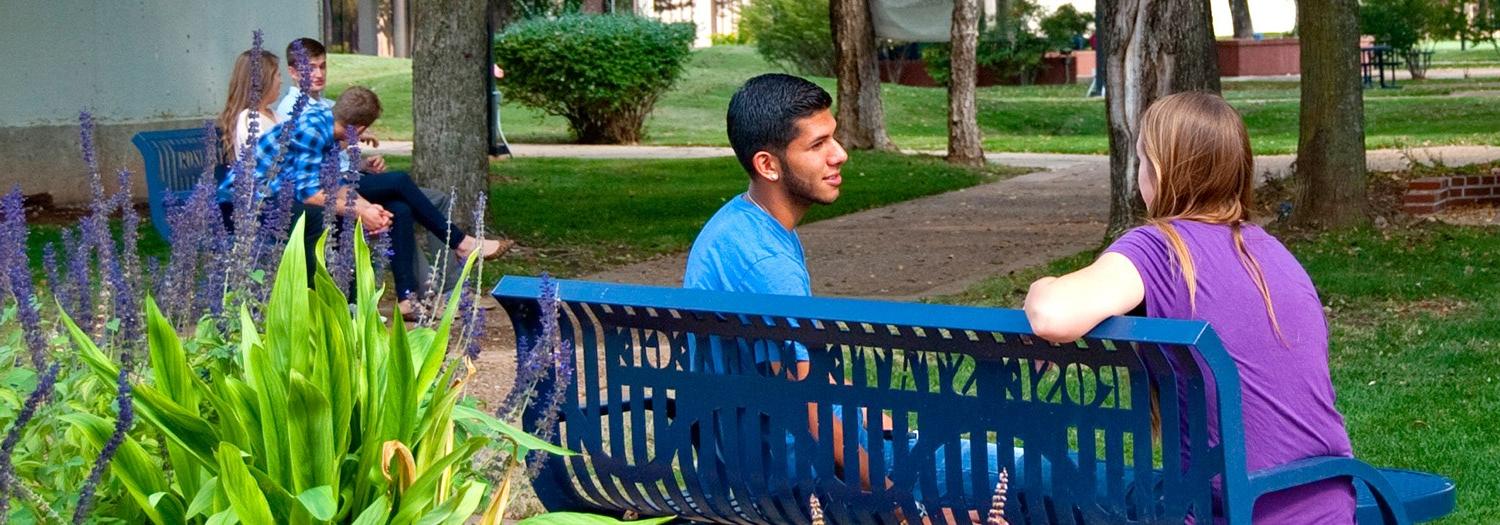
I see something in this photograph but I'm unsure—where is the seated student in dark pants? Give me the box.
[218,85,511,313]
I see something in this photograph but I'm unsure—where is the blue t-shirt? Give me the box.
[684,193,810,363]
[684,193,811,295]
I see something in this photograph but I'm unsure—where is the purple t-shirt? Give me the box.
[1107,220,1354,524]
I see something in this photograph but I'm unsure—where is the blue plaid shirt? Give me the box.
[217,102,334,203]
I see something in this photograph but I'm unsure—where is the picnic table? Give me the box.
[1362,45,1402,89]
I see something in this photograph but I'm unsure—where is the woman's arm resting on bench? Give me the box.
[1024,252,1145,344]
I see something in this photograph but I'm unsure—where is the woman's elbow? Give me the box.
[1024,301,1085,343]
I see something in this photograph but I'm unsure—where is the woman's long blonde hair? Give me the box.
[1138,92,1284,342]
[215,49,280,160]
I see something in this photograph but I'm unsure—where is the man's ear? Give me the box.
[751,151,781,182]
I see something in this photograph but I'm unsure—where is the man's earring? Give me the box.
[766,172,778,181]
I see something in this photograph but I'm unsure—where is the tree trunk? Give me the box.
[413,0,490,221]
[1101,0,1220,238]
[1229,0,1254,39]
[1290,0,1369,228]
[323,0,337,46]
[948,0,984,166]
[583,0,606,13]
[830,0,897,151]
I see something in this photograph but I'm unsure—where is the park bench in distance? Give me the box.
[132,128,227,241]
[495,277,1455,524]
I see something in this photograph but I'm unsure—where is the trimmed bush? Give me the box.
[739,0,834,77]
[494,14,694,144]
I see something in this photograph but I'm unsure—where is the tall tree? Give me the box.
[947,0,984,166]
[1100,0,1221,237]
[1290,0,1369,228]
[1229,0,1254,39]
[413,0,490,219]
[393,0,411,58]
[830,0,896,151]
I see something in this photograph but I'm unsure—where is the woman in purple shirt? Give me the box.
[1023,92,1355,523]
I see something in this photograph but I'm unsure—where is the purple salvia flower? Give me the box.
[496,274,561,422]
[0,363,60,517]
[316,151,345,286]
[79,111,100,198]
[369,230,393,283]
[495,335,539,420]
[114,168,144,344]
[41,243,60,305]
[528,338,575,475]
[73,366,134,524]
[64,228,93,318]
[0,188,46,368]
[227,34,307,302]
[162,123,224,324]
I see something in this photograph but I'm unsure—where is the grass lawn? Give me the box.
[938,223,1500,523]
[328,45,1500,155]
[384,150,1026,278]
[1430,39,1500,68]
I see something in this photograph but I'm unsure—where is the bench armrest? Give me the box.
[1247,456,1410,524]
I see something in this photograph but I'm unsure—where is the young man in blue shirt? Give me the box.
[684,73,846,300]
[683,72,874,480]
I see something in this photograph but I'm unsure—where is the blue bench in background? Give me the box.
[131,128,226,241]
[496,277,1456,524]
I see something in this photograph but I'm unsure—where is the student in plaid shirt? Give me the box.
[220,85,511,314]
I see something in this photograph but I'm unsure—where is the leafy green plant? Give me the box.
[1037,5,1092,52]
[62,220,572,524]
[494,14,695,144]
[738,0,834,77]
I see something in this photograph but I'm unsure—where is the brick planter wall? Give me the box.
[1216,38,1301,77]
[1403,170,1500,215]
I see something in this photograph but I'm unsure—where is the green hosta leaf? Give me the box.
[131,383,222,470]
[414,480,488,525]
[205,507,239,525]
[185,476,220,519]
[287,371,336,495]
[516,512,677,525]
[145,296,206,498]
[216,443,276,525]
[452,405,575,457]
[63,413,186,525]
[296,485,337,521]
[351,495,392,525]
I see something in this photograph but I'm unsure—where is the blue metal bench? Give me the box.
[131,127,226,241]
[495,277,1456,524]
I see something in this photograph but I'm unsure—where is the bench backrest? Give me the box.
[131,128,224,241]
[495,277,1252,524]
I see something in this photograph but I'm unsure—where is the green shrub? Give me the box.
[1038,4,1092,52]
[1359,0,1428,52]
[739,0,834,77]
[711,32,751,46]
[494,14,695,144]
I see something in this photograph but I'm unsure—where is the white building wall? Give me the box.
[0,0,319,203]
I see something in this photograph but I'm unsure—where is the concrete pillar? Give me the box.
[357,0,379,54]
[393,0,410,58]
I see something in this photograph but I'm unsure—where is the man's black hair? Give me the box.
[726,74,833,177]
